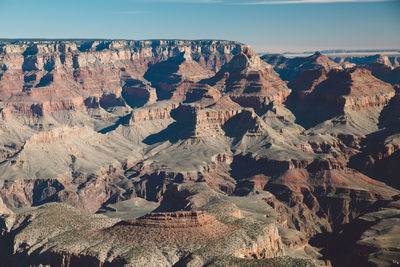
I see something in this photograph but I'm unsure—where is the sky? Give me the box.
[0,0,399,53]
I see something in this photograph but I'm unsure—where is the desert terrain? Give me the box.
[0,39,399,266]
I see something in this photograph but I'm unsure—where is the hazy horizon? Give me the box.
[1,0,399,53]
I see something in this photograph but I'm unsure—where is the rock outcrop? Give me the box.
[190,48,292,111]
[287,67,396,128]
[331,54,396,68]
[261,51,341,81]
[105,211,230,246]
[0,40,399,267]
[331,54,400,85]
[0,198,289,266]
[0,40,245,117]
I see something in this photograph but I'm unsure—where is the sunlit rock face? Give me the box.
[0,40,399,266]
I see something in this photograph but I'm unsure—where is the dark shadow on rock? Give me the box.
[222,112,251,140]
[284,91,344,130]
[285,70,350,129]
[78,41,94,52]
[43,59,55,72]
[367,63,400,86]
[143,52,186,100]
[95,41,109,51]
[36,73,53,87]
[99,94,125,109]
[153,183,191,212]
[22,56,38,72]
[0,215,32,264]
[229,154,286,180]
[348,130,400,190]
[142,121,193,145]
[98,114,131,134]
[0,63,7,80]
[24,73,36,83]
[183,88,208,103]
[31,179,65,206]
[72,54,80,69]
[121,79,151,109]
[232,180,256,196]
[13,248,127,267]
[142,105,196,145]
[22,45,38,57]
[378,90,400,129]
[348,91,400,189]
[308,216,377,267]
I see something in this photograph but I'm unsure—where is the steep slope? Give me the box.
[188,48,292,112]
[0,186,305,267]
[287,68,395,129]
[144,51,214,100]
[314,196,400,267]
[0,40,244,117]
[261,52,341,82]
[0,40,399,267]
[331,54,400,85]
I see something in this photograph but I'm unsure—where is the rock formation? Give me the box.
[331,54,397,68]
[261,51,341,82]
[287,67,395,128]
[0,41,399,266]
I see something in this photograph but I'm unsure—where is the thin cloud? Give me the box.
[236,0,392,4]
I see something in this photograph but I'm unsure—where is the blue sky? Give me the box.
[0,0,399,52]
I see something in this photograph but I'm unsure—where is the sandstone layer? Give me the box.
[0,41,399,266]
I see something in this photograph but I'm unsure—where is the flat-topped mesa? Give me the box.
[25,126,92,144]
[119,210,217,228]
[4,96,89,118]
[129,102,179,123]
[333,54,394,68]
[104,210,231,247]
[290,67,395,111]
[203,47,291,111]
[172,103,241,136]
[172,101,268,138]
[0,40,245,71]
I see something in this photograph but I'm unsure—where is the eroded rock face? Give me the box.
[0,40,245,117]
[0,42,399,266]
[331,54,396,68]
[104,211,231,245]
[204,48,292,111]
[0,199,287,266]
[330,54,400,86]
[290,68,395,111]
[312,197,400,267]
[261,51,341,82]
[286,67,396,129]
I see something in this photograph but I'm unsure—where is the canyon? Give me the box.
[0,39,399,267]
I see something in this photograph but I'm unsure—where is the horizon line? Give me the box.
[0,38,399,54]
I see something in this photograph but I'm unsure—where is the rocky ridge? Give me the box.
[0,40,399,266]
